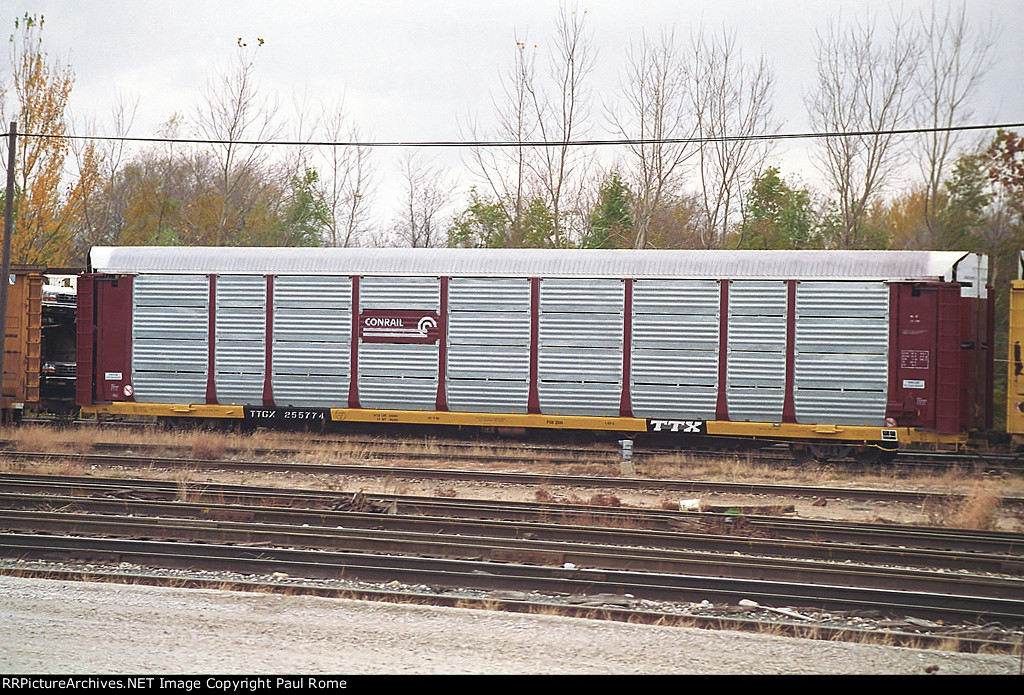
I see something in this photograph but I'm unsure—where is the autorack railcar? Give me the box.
[72,247,993,462]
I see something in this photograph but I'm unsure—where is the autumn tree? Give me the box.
[876,188,929,250]
[66,92,139,261]
[113,113,191,246]
[979,130,1024,294]
[189,37,281,246]
[646,193,705,248]
[0,14,75,265]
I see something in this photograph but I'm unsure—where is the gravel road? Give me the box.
[1,575,1019,675]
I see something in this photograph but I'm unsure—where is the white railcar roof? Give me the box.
[89,247,984,283]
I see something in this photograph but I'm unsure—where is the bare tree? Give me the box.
[463,3,595,248]
[690,28,777,248]
[527,4,596,247]
[608,28,696,248]
[315,98,375,247]
[914,1,996,244]
[389,151,452,248]
[191,38,281,245]
[463,32,540,247]
[806,11,921,248]
[68,91,139,256]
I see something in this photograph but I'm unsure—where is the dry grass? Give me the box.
[951,483,1002,530]
[923,483,1003,530]
[191,434,227,460]
[4,425,98,454]
[588,493,622,507]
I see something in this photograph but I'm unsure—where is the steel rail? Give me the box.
[4,452,1022,508]
[3,533,1022,627]
[3,509,1022,601]
[1,473,1021,557]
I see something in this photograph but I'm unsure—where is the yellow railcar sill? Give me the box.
[76,403,967,448]
[329,408,649,432]
[79,403,246,419]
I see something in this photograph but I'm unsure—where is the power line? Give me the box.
[13,121,1024,149]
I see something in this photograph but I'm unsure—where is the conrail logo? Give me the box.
[360,310,440,344]
[647,419,705,434]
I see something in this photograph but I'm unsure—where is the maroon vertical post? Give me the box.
[782,280,797,423]
[714,280,730,422]
[435,276,449,412]
[205,275,217,405]
[262,275,275,406]
[619,278,633,417]
[348,276,360,409]
[527,277,541,414]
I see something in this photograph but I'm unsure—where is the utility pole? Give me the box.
[1,121,16,414]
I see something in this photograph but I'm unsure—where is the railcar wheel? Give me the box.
[851,447,881,464]
[788,443,816,463]
[802,443,852,463]
[789,442,856,463]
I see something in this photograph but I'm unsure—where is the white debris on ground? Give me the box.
[0,574,1018,675]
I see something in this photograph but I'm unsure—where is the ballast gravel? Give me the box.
[0,575,1018,675]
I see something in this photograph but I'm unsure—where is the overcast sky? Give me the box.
[2,0,1022,228]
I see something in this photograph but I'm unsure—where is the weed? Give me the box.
[191,434,227,460]
[952,484,1001,530]
[588,493,621,507]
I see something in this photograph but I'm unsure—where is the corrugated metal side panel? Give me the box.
[794,282,889,425]
[132,274,209,403]
[538,279,623,416]
[359,343,438,409]
[272,276,351,407]
[214,276,265,405]
[727,281,786,422]
[631,280,719,419]
[447,278,531,413]
[360,276,439,309]
[358,276,439,410]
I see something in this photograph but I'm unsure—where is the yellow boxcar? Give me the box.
[1008,273,1024,444]
[1,267,43,414]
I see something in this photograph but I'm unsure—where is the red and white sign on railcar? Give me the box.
[359,310,441,344]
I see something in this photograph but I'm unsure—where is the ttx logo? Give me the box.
[648,419,704,434]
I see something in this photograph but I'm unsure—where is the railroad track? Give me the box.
[6,429,1024,473]
[2,473,1023,651]
[3,449,1023,510]
[2,474,1021,561]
